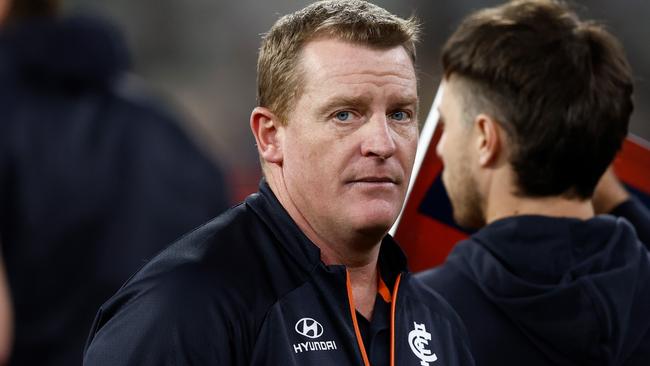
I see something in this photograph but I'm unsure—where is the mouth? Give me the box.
[347,176,399,185]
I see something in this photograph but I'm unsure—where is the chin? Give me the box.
[350,206,396,237]
[354,223,392,246]
[446,176,485,229]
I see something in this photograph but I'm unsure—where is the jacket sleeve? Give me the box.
[83,271,241,365]
[610,197,650,248]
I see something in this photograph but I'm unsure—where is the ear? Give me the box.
[474,114,502,167]
[250,107,284,165]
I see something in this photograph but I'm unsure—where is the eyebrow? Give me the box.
[390,96,419,113]
[317,94,419,115]
[316,95,372,116]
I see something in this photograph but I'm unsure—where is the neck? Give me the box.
[346,258,379,320]
[486,181,594,224]
[487,195,594,223]
[265,170,382,319]
[316,229,381,321]
[483,167,594,223]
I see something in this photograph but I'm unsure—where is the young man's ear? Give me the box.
[474,113,502,167]
[250,107,284,165]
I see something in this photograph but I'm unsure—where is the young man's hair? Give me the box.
[257,0,420,124]
[7,0,60,22]
[442,0,634,199]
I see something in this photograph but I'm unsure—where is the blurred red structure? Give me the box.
[228,167,262,203]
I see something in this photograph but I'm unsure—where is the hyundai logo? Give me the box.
[295,318,324,339]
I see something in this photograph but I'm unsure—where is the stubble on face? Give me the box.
[445,155,485,229]
[439,78,486,229]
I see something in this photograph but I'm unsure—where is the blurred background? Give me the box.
[61,0,650,201]
[1,1,647,365]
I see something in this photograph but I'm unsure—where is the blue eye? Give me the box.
[390,111,409,121]
[335,111,351,121]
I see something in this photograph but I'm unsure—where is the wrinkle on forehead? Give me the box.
[293,39,418,117]
[301,61,417,96]
[299,39,416,85]
[304,74,416,94]
[308,61,414,80]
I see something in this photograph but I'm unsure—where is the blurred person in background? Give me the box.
[0,0,230,364]
[592,167,650,245]
[418,0,650,364]
[83,1,474,365]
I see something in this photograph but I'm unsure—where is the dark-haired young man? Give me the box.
[84,1,474,365]
[418,0,650,365]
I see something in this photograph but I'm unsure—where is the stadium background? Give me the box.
[63,0,650,201]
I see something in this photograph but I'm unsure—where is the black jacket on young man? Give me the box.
[418,200,650,366]
[84,181,474,366]
[611,196,650,246]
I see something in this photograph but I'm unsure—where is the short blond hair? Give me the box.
[257,0,420,124]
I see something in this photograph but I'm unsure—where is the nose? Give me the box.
[360,115,397,159]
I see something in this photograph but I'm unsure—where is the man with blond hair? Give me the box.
[83,1,474,365]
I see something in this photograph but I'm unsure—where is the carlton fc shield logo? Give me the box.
[408,322,438,365]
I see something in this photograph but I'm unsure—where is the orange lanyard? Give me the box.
[345,270,402,366]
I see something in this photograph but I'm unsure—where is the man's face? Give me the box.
[279,38,418,244]
[437,78,485,229]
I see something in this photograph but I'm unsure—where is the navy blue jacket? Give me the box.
[418,208,650,365]
[84,182,475,365]
[0,16,229,366]
[611,197,650,246]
